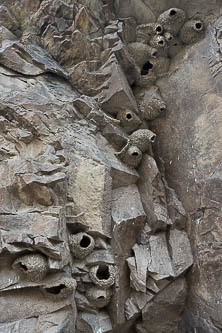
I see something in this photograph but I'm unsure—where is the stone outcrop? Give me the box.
[0,0,220,332]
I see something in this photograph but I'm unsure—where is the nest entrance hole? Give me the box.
[80,235,91,248]
[141,61,153,75]
[98,296,105,299]
[126,112,133,120]
[96,265,110,280]
[195,22,202,30]
[170,9,177,16]
[156,25,162,33]
[45,284,66,295]
[19,263,28,271]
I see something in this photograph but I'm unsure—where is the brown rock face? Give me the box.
[0,0,220,332]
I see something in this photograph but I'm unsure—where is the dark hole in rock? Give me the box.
[132,152,139,157]
[19,263,28,271]
[218,31,222,40]
[96,265,110,280]
[39,22,48,36]
[126,113,132,120]
[80,235,91,248]
[69,224,88,234]
[160,107,166,112]
[158,40,164,45]
[156,25,162,33]
[195,22,202,30]
[98,296,105,299]
[155,228,162,233]
[141,61,153,75]
[152,50,158,57]
[45,284,66,294]
[131,81,137,89]
[173,43,178,46]
[151,135,156,142]
[170,9,176,16]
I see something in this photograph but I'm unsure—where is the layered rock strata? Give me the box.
[0,0,220,332]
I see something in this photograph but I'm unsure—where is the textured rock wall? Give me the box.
[0,0,220,332]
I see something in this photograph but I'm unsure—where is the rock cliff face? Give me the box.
[0,0,221,332]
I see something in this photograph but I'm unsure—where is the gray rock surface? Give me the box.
[150,15,222,331]
[0,0,220,332]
